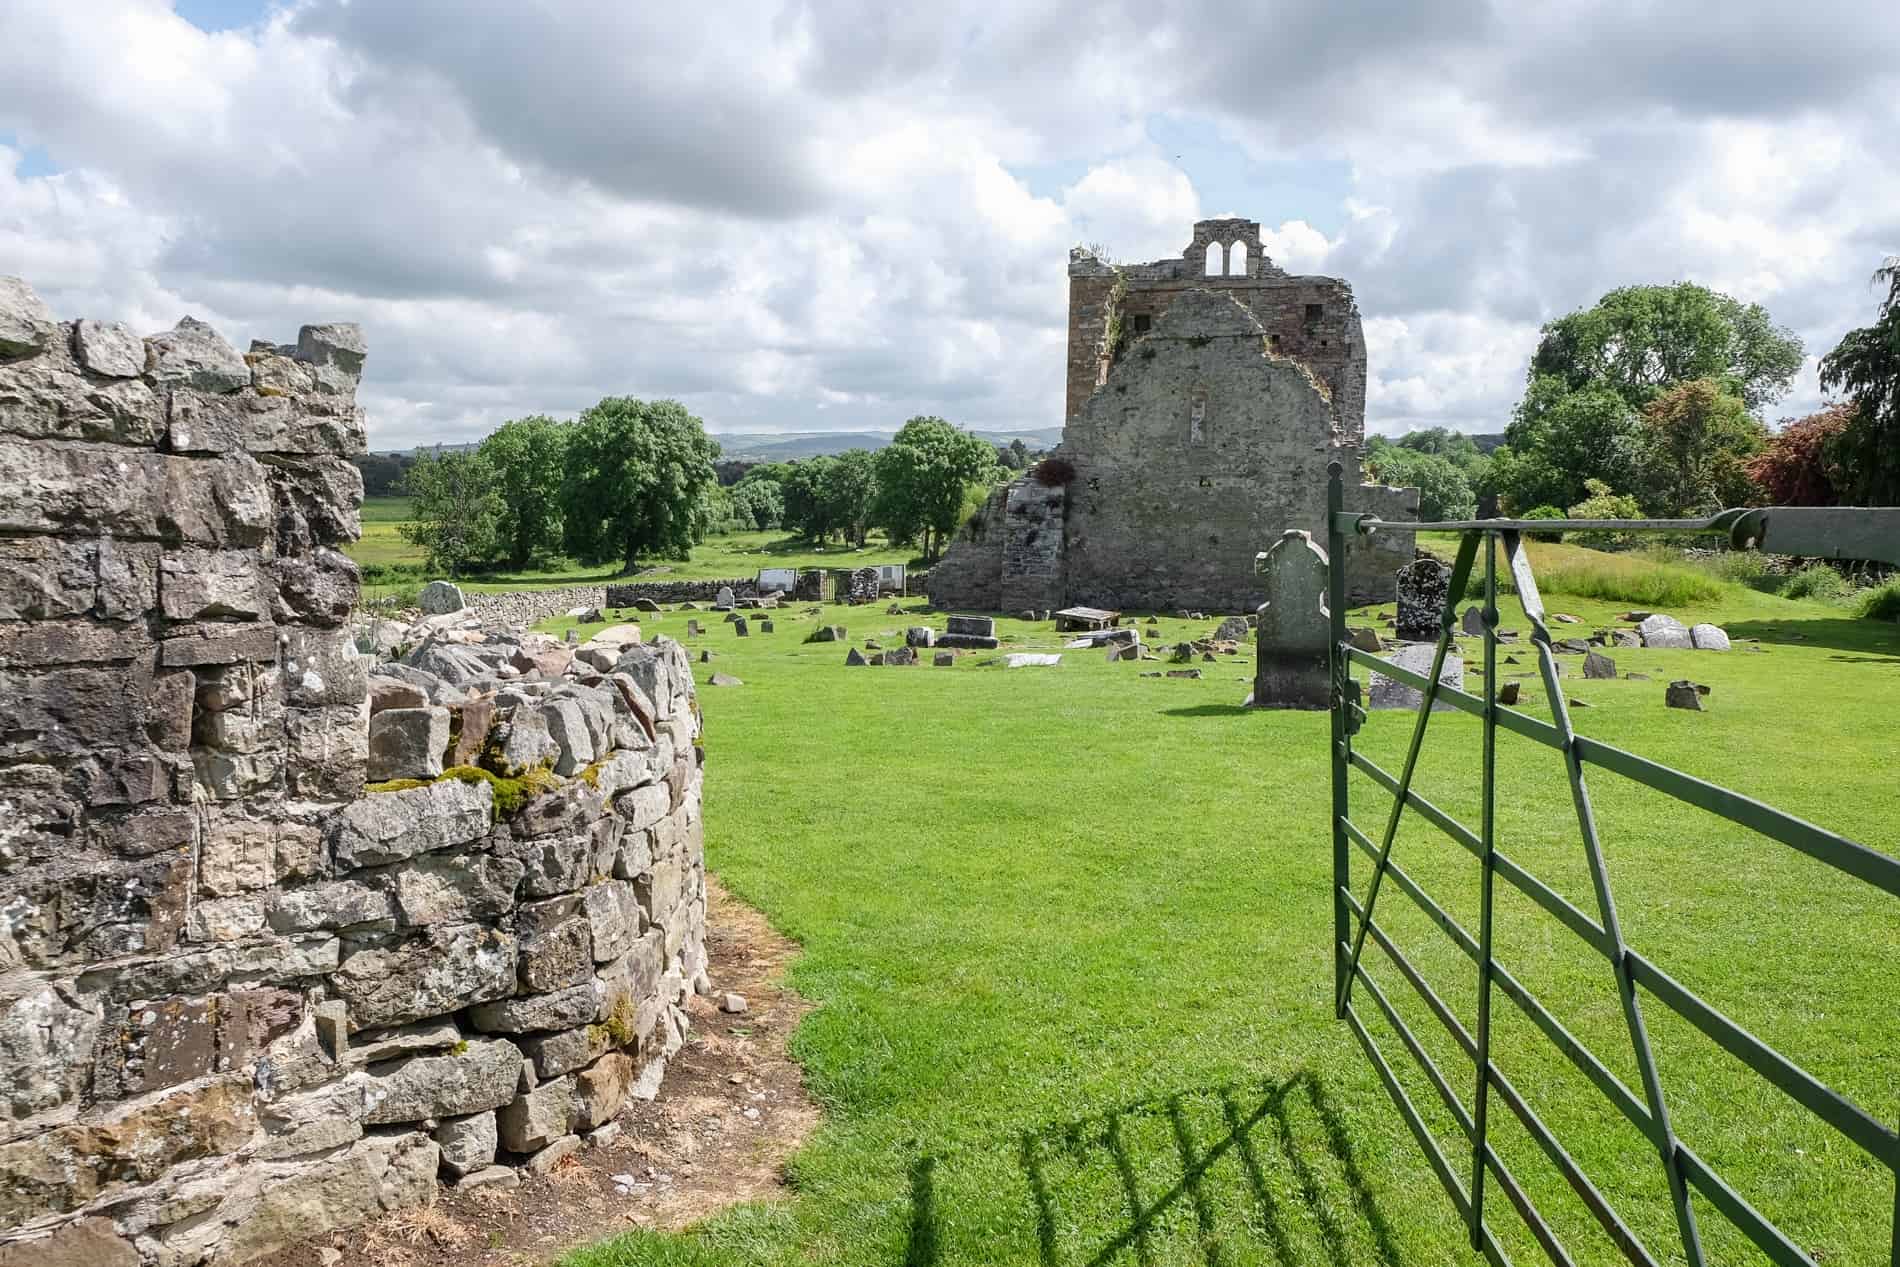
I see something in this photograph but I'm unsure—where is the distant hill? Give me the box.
[368,427,1065,463]
[708,427,1065,462]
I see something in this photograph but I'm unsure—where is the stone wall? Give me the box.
[604,577,758,606]
[465,586,607,628]
[0,280,707,1265]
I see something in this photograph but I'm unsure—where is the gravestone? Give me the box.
[1214,615,1250,643]
[1367,643,1465,712]
[906,626,934,648]
[733,618,748,637]
[713,585,736,611]
[1248,531,1330,710]
[932,651,955,667]
[1582,651,1618,679]
[759,620,774,633]
[1461,606,1485,637]
[418,580,466,614]
[885,646,916,666]
[686,620,701,636]
[938,614,999,650]
[1665,680,1704,710]
[1395,559,1450,642]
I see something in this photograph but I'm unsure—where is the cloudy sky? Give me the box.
[3,1,1897,451]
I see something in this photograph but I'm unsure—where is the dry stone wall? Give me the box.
[0,280,708,1265]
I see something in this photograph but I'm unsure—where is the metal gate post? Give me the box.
[1327,462,1350,1017]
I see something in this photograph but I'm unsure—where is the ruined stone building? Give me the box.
[928,218,1417,612]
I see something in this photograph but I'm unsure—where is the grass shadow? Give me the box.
[915,1071,1416,1266]
[1159,705,1253,719]
[1723,616,1900,657]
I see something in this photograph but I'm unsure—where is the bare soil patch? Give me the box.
[258,876,817,1266]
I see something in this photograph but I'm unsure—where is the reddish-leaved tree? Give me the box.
[1746,403,1857,505]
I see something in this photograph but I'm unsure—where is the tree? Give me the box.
[819,448,878,546]
[872,416,997,562]
[559,398,720,575]
[1527,282,1803,412]
[728,477,784,531]
[1565,479,1643,549]
[1635,378,1766,516]
[1747,403,1857,506]
[1365,447,1475,522]
[780,457,835,541]
[1505,283,1801,510]
[477,415,568,569]
[399,447,502,576]
[1819,259,1900,504]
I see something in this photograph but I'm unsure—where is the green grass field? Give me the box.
[536,561,1900,1267]
[347,497,917,603]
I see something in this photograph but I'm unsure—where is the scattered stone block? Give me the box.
[932,651,954,667]
[759,620,774,633]
[707,673,742,687]
[1498,681,1521,705]
[1665,680,1705,710]
[1004,653,1060,668]
[1582,652,1617,679]
[906,626,935,648]
[807,625,846,643]
[885,646,916,666]
[1345,626,1383,652]
[720,993,748,1014]
[844,648,867,666]
[457,1165,520,1191]
[1638,614,1692,648]
[434,1112,499,1178]
[1690,623,1730,651]
[525,1134,583,1173]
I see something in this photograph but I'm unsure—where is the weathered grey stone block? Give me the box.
[1690,623,1730,651]
[515,916,594,993]
[584,879,640,963]
[418,580,466,614]
[331,778,493,869]
[1367,643,1464,711]
[330,923,516,1032]
[269,878,395,933]
[72,319,144,377]
[361,1037,520,1125]
[496,1075,574,1152]
[388,852,524,927]
[519,1024,611,1080]
[0,276,57,357]
[434,1111,498,1177]
[497,832,592,898]
[145,316,249,393]
[368,706,450,782]
[468,983,597,1034]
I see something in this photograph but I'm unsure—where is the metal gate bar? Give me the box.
[1321,463,1900,1267]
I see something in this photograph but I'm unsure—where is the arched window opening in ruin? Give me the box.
[1228,241,1247,276]
[1204,242,1222,276]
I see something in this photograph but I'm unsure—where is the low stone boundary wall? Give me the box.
[0,282,707,1265]
[466,585,608,627]
[605,577,758,606]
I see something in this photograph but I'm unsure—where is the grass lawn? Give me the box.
[537,555,1900,1267]
[347,498,917,603]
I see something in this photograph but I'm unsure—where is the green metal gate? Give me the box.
[1323,462,1900,1266]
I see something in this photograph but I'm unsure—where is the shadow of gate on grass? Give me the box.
[905,1071,1409,1267]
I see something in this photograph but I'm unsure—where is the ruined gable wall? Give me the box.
[0,280,707,1264]
[1060,289,1408,611]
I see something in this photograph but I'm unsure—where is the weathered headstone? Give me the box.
[759,620,774,633]
[1582,651,1617,679]
[1498,681,1521,705]
[733,618,748,638]
[844,648,867,666]
[1665,680,1704,710]
[1346,626,1383,652]
[1460,606,1485,637]
[906,626,935,648]
[1249,530,1330,709]
[938,614,999,650]
[418,580,466,615]
[932,651,954,667]
[1367,643,1464,711]
[686,620,701,636]
[713,585,736,611]
[1395,559,1450,642]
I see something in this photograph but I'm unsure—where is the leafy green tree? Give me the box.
[872,416,998,562]
[1565,479,1643,549]
[1819,259,1900,503]
[1636,378,1767,515]
[728,478,784,531]
[559,398,720,575]
[1366,447,1476,522]
[477,415,568,568]
[1527,282,1803,411]
[399,447,502,576]
[1503,283,1801,510]
[776,458,829,541]
[820,448,879,547]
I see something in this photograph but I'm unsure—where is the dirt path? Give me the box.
[260,877,818,1267]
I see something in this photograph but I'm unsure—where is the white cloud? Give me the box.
[1,0,1896,449]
